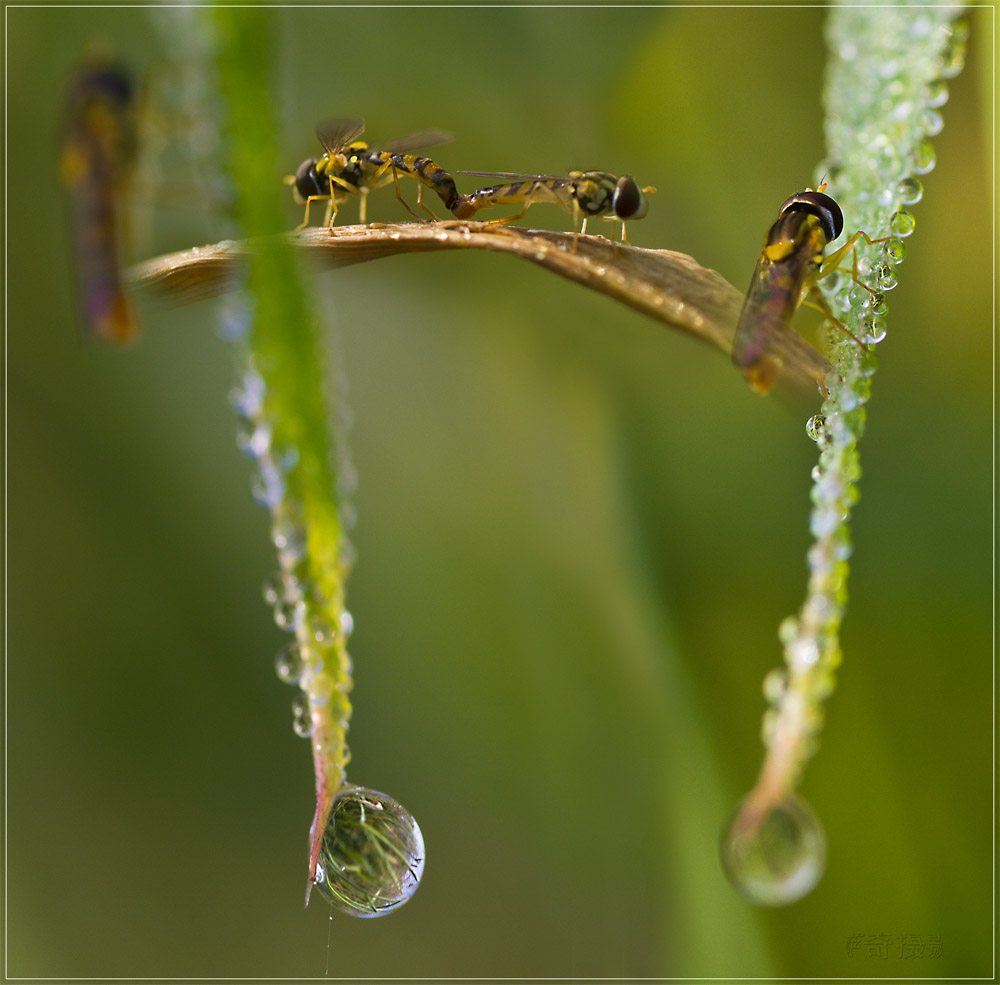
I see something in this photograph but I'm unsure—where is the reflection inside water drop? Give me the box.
[720,792,826,906]
[312,786,425,918]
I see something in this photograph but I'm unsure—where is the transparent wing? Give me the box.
[315,117,366,155]
[732,256,830,391]
[377,129,453,154]
[458,169,565,181]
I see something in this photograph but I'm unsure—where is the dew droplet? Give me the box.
[720,792,826,906]
[236,421,271,459]
[275,642,305,684]
[340,609,355,637]
[262,571,284,606]
[889,211,915,238]
[938,19,968,78]
[860,316,887,346]
[918,108,944,137]
[805,415,827,442]
[312,786,425,917]
[777,616,798,645]
[762,669,788,704]
[873,264,898,291]
[882,238,906,265]
[251,465,285,509]
[868,292,888,317]
[273,597,305,632]
[910,141,936,176]
[896,176,923,206]
[292,693,313,737]
[925,78,949,108]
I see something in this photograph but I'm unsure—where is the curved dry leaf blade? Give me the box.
[127,220,828,388]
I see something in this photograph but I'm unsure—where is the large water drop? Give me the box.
[720,792,826,906]
[312,786,425,918]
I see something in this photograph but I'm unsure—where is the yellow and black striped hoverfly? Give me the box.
[452,169,656,244]
[286,117,462,227]
[732,184,888,394]
[60,51,138,343]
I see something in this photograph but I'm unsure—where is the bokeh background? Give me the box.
[6,5,993,979]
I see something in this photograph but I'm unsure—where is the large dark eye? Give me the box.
[613,175,647,220]
[778,191,843,241]
[295,158,318,199]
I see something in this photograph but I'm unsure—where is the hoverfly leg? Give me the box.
[802,291,868,351]
[415,185,439,221]
[384,163,421,220]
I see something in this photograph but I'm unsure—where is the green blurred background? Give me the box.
[6,5,993,978]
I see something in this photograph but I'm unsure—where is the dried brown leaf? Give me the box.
[127,220,828,388]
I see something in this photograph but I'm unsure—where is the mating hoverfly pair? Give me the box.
[285,117,655,244]
[288,119,889,394]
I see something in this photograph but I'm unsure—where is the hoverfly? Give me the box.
[452,169,656,243]
[732,185,888,394]
[286,117,461,227]
[60,52,138,343]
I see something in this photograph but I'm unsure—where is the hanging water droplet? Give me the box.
[860,315,887,346]
[868,292,888,317]
[874,264,898,291]
[897,176,924,205]
[272,521,307,559]
[275,642,305,684]
[236,421,272,459]
[312,786,425,917]
[938,19,968,78]
[762,669,788,704]
[910,141,936,176]
[251,464,285,509]
[805,415,827,442]
[918,108,944,137]
[262,571,284,606]
[925,78,949,108]
[889,211,915,238]
[882,238,906,265]
[292,693,313,737]
[340,610,355,637]
[720,792,826,906]
[777,617,798,646]
[273,597,304,632]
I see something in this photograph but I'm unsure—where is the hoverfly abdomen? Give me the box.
[380,152,462,213]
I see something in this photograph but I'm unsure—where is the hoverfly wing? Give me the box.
[377,129,453,154]
[315,117,366,155]
[457,170,566,181]
[733,278,830,392]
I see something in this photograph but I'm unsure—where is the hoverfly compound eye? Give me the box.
[295,158,318,200]
[778,191,844,241]
[613,175,647,220]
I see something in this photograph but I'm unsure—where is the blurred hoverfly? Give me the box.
[60,51,138,343]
